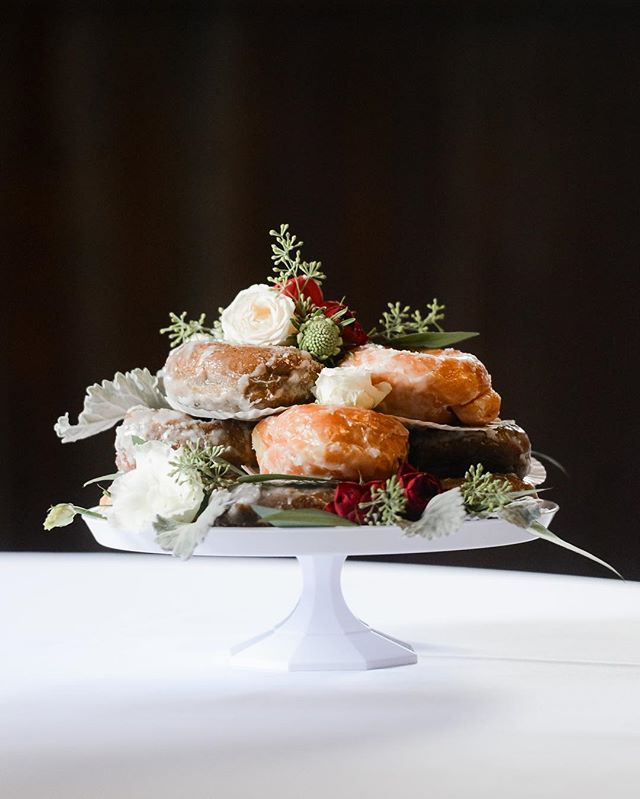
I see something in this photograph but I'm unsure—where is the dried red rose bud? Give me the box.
[324,479,383,523]
[396,463,443,521]
[322,301,369,348]
[279,276,324,306]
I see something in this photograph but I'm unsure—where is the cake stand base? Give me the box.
[229,555,417,671]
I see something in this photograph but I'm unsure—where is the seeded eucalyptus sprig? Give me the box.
[359,475,408,526]
[268,224,326,287]
[160,312,215,349]
[370,299,478,350]
[460,464,516,515]
[169,441,244,492]
[375,299,446,338]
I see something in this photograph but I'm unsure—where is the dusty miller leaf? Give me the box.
[405,488,466,539]
[154,484,261,559]
[54,368,170,443]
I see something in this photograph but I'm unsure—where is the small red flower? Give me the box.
[396,463,443,521]
[324,480,382,523]
[324,482,367,523]
[324,464,442,524]
[322,301,369,348]
[279,276,324,306]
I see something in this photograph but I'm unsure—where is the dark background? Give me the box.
[3,1,639,577]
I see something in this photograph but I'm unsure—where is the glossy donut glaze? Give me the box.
[342,343,501,425]
[163,340,322,416]
[253,404,409,481]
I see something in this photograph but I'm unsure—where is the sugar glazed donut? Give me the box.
[163,340,322,418]
[342,343,501,425]
[252,404,409,481]
[114,406,257,471]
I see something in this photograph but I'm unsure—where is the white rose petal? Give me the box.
[220,284,295,347]
[312,366,392,410]
[109,440,204,533]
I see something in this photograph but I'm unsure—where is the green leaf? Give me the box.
[531,450,569,478]
[238,473,336,485]
[83,473,120,487]
[385,331,479,349]
[252,506,358,527]
[529,521,622,579]
[72,506,108,521]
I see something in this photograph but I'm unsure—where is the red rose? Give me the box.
[324,479,383,523]
[396,463,443,521]
[279,276,324,306]
[322,301,369,348]
[324,482,368,523]
[325,465,441,525]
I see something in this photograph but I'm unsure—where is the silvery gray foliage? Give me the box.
[55,368,170,443]
[154,484,261,560]
[405,488,466,540]
[497,498,542,529]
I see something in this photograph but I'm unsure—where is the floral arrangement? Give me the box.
[158,223,477,362]
[45,224,619,576]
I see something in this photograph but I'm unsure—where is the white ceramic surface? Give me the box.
[85,501,558,557]
[84,502,558,671]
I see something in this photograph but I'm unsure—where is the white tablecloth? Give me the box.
[1,553,638,798]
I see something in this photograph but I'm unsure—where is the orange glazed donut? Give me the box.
[252,404,409,481]
[163,340,322,418]
[343,343,501,425]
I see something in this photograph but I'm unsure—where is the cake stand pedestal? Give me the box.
[85,500,557,671]
[230,554,416,670]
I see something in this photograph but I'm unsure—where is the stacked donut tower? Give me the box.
[48,223,578,565]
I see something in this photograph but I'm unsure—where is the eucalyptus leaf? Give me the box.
[529,521,622,579]
[252,506,358,527]
[385,331,479,349]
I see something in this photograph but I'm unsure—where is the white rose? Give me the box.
[220,284,295,346]
[109,441,204,533]
[312,367,392,410]
[43,503,77,530]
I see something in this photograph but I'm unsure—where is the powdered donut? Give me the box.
[252,403,409,481]
[163,340,322,418]
[342,343,501,425]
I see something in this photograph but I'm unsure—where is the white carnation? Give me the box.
[109,441,204,533]
[220,284,295,347]
[312,366,392,410]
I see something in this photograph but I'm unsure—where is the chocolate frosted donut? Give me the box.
[252,404,409,481]
[342,343,501,425]
[114,406,257,471]
[406,420,531,479]
[163,340,322,419]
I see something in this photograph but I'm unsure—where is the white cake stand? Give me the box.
[85,501,558,672]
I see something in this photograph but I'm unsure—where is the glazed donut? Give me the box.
[342,343,501,425]
[114,405,256,471]
[163,340,322,418]
[252,404,409,481]
[219,484,336,527]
